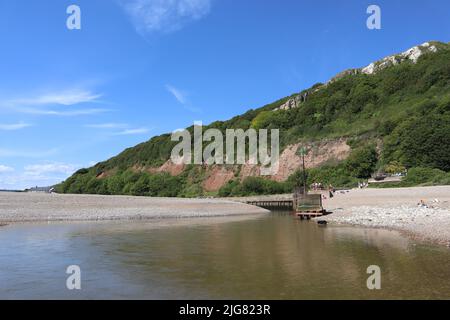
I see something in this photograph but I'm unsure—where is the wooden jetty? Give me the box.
[246,192,329,220]
[246,200,294,210]
[293,193,326,220]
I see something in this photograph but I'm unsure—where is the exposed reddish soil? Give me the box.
[97,139,351,192]
[272,138,350,181]
[202,166,236,192]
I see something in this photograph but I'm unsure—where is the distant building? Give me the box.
[26,186,54,193]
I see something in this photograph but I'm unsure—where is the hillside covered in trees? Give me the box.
[57,41,450,197]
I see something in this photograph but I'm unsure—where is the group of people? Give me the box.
[310,182,335,199]
[417,199,433,209]
[418,200,428,208]
[310,182,324,191]
[358,181,368,189]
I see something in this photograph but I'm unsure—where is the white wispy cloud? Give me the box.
[0,89,107,116]
[119,0,212,34]
[85,123,128,129]
[24,163,79,177]
[165,84,201,112]
[0,122,32,131]
[114,127,151,136]
[17,108,108,116]
[0,162,81,189]
[0,148,58,158]
[0,165,14,174]
[86,123,152,136]
[5,89,102,106]
[166,84,188,104]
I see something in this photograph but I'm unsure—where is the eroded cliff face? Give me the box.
[202,166,236,192]
[271,138,351,182]
[143,138,351,192]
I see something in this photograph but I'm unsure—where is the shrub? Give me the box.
[402,167,447,185]
[399,114,450,171]
[218,180,241,197]
[218,177,289,197]
[306,165,359,188]
[106,175,125,195]
[344,145,378,179]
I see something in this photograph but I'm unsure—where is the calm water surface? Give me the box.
[1,212,449,299]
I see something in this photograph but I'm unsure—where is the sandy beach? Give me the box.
[319,186,450,246]
[0,192,269,223]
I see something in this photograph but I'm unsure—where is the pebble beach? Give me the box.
[0,192,269,224]
[319,186,450,246]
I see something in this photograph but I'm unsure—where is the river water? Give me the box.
[1,212,449,299]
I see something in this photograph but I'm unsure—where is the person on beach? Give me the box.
[418,200,429,208]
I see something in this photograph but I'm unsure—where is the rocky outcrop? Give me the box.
[361,42,438,75]
[274,92,309,111]
[328,68,360,84]
[330,42,440,81]
[275,95,301,111]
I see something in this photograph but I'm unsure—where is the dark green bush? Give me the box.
[402,167,447,185]
[344,145,378,179]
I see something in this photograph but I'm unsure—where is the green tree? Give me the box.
[130,174,151,196]
[345,146,378,178]
[107,175,125,195]
[251,111,272,129]
[399,114,450,171]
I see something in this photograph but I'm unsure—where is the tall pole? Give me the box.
[299,147,307,195]
[302,152,307,195]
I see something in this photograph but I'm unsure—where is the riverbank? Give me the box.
[2,187,450,247]
[319,186,450,247]
[0,192,269,224]
[230,186,450,247]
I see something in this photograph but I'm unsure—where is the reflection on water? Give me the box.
[0,212,449,299]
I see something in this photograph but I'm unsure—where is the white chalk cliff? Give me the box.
[361,42,438,75]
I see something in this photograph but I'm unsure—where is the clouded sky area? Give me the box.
[0,0,449,189]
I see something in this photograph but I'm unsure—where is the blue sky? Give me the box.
[0,0,449,189]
